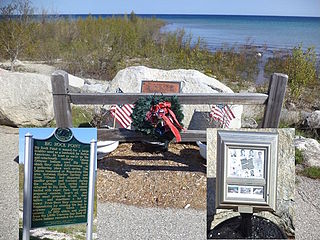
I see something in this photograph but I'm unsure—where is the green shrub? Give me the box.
[295,148,304,165]
[265,45,318,101]
[302,167,320,179]
[211,45,259,85]
[286,45,317,98]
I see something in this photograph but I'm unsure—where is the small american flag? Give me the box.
[210,104,235,128]
[110,104,134,128]
[110,88,134,129]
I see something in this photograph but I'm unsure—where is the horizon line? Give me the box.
[31,13,320,18]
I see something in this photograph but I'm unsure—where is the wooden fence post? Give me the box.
[262,73,288,128]
[51,70,73,128]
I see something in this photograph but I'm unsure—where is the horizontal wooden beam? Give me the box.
[98,129,206,142]
[69,93,268,105]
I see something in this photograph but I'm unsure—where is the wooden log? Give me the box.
[262,73,288,128]
[98,129,207,142]
[51,70,73,128]
[69,92,268,105]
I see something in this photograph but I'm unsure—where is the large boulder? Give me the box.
[109,66,243,128]
[0,70,54,126]
[294,136,320,168]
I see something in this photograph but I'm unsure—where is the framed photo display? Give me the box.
[216,130,278,211]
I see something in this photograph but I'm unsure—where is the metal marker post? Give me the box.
[239,213,253,238]
[87,139,97,240]
[23,133,33,240]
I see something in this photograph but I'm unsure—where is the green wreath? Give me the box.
[131,96,184,142]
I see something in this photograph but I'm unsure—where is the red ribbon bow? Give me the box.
[146,101,184,142]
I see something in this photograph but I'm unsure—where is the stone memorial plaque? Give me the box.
[31,128,90,228]
[141,81,181,93]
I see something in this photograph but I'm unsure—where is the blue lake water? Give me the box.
[155,15,320,54]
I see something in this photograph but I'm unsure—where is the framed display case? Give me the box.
[216,130,278,211]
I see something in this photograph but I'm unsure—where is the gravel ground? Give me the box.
[97,142,206,210]
[0,126,19,240]
[97,202,206,240]
[295,175,320,240]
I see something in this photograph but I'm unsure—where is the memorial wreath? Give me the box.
[131,96,184,142]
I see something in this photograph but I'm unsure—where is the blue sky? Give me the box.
[30,0,320,17]
[19,128,97,164]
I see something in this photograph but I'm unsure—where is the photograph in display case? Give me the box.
[215,130,279,210]
[227,185,264,199]
[227,148,265,178]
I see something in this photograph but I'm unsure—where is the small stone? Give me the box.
[294,136,320,168]
[241,117,258,128]
[305,111,320,129]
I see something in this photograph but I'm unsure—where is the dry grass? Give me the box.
[97,142,206,210]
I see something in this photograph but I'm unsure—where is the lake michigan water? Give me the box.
[156,14,320,54]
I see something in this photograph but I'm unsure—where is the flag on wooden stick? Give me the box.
[210,104,235,128]
[110,88,134,129]
[110,104,134,128]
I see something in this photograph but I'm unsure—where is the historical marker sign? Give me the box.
[23,128,97,240]
[141,80,181,93]
[31,128,90,228]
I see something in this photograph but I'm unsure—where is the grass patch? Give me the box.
[48,224,87,237]
[72,106,94,127]
[302,167,320,179]
[295,148,304,165]
[46,106,94,128]
[278,121,293,129]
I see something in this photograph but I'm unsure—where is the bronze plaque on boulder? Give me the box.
[141,81,181,93]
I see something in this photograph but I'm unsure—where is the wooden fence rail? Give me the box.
[69,93,269,105]
[51,71,288,142]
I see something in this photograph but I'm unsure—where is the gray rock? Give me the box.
[241,117,258,128]
[242,105,264,120]
[280,109,302,125]
[294,136,320,168]
[285,102,296,111]
[305,110,320,129]
[0,71,53,126]
[109,66,243,128]
[0,60,59,77]
[68,73,85,90]
[53,70,84,92]
[83,83,109,93]
[207,128,295,237]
